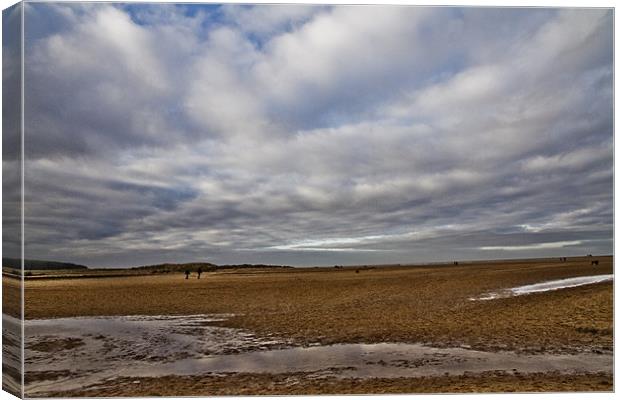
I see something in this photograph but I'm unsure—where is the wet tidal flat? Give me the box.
[18,257,614,395]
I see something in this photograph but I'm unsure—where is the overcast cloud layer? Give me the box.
[13,4,613,267]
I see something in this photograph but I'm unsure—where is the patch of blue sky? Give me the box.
[121,2,221,26]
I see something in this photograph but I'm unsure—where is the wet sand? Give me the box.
[2,313,22,397]
[16,256,614,395]
[471,274,614,300]
[21,312,612,396]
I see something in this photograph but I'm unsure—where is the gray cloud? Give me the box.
[18,4,613,267]
[3,3,22,259]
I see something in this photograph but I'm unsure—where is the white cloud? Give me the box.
[479,241,583,251]
[220,4,322,37]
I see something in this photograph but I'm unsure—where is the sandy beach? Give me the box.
[7,256,612,396]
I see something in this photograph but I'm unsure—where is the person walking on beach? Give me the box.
[184,269,190,279]
[197,267,203,279]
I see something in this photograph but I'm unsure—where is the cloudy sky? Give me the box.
[10,4,614,267]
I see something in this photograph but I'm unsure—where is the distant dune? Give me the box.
[130,262,292,272]
[3,258,89,270]
[2,259,293,276]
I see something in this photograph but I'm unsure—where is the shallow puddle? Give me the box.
[471,274,614,301]
[23,314,612,396]
[24,314,294,395]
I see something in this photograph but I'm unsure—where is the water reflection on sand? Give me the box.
[471,274,613,301]
[2,314,22,396]
[24,313,612,397]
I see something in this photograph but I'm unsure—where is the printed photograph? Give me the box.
[2,2,614,397]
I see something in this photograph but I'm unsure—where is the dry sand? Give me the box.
[11,256,614,394]
[45,371,613,396]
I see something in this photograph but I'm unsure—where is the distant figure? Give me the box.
[355,269,360,274]
[454,261,459,265]
[185,270,190,279]
[197,267,203,279]
[592,260,599,266]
